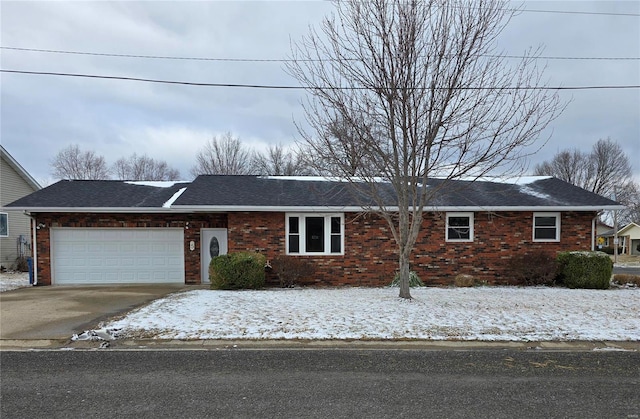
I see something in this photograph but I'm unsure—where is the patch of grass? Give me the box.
[612,274,640,287]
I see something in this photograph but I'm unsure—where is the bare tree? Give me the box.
[51,144,111,180]
[253,144,310,176]
[113,153,181,181]
[287,0,563,298]
[191,133,253,176]
[302,117,372,177]
[534,138,637,215]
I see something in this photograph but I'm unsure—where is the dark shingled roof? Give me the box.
[6,180,189,209]
[4,175,620,210]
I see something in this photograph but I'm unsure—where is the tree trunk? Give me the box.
[398,252,412,299]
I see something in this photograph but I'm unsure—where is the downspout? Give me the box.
[24,211,37,286]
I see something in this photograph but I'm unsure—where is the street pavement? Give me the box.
[2,349,639,418]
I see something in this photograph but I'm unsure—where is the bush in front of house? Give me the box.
[209,252,266,290]
[556,251,612,289]
[389,271,424,288]
[271,255,314,288]
[507,251,560,286]
[600,246,623,255]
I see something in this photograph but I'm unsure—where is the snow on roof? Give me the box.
[462,176,552,185]
[519,185,552,200]
[162,187,187,208]
[125,181,190,188]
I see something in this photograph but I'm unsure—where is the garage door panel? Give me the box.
[52,228,185,285]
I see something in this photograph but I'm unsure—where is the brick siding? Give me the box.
[33,210,595,286]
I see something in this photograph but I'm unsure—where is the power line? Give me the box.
[520,8,640,17]
[2,69,639,91]
[2,46,638,62]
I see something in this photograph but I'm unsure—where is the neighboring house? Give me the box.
[600,222,640,255]
[0,146,41,270]
[6,175,621,286]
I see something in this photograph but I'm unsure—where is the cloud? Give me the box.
[1,0,638,185]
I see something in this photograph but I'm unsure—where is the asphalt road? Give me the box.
[614,266,640,276]
[2,349,639,418]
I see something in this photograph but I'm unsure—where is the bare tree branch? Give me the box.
[287,0,564,298]
[113,153,181,181]
[50,144,111,180]
[190,132,253,176]
[252,144,311,176]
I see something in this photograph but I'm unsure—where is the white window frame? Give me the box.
[446,212,474,242]
[0,212,8,237]
[286,213,344,256]
[533,212,561,242]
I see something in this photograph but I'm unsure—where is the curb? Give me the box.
[1,338,639,352]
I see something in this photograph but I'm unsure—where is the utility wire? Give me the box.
[519,8,640,17]
[1,47,638,62]
[2,69,639,90]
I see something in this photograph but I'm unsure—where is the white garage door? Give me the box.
[51,228,185,285]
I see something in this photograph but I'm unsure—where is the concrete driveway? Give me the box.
[0,284,193,341]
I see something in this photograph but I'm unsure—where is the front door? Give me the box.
[201,228,228,284]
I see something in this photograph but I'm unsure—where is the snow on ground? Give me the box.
[104,287,640,341]
[0,272,30,292]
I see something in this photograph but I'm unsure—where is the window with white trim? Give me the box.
[533,212,560,242]
[446,212,474,242]
[286,213,344,255]
[0,213,7,237]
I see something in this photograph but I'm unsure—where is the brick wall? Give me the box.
[34,210,595,287]
[223,210,596,287]
[33,213,227,285]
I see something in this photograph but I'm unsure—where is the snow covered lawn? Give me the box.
[0,272,30,292]
[104,287,640,341]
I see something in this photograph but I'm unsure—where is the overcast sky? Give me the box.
[1,1,638,189]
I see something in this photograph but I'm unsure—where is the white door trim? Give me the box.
[201,228,228,284]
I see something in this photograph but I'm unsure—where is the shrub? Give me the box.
[507,251,559,286]
[389,271,424,288]
[453,274,476,287]
[600,246,623,255]
[209,252,266,290]
[13,256,29,272]
[556,251,612,290]
[272,256,314,288]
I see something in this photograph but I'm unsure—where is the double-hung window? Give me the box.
[286,213,344,255]
[0,213,7,237]
[533,212,560,242]
[446,212,473,242]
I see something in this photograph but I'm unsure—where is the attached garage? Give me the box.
[51,228,185,285]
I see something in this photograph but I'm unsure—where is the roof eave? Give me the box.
[6,204,624,213]
[5,207,191,213]
[171,205,624,212]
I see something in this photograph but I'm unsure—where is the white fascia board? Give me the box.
[9,204,624,213]
[8,207,193,213]
[171,205,625,213]
[171,205,364,212]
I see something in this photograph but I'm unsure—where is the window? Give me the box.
[533,212,560,242]
[286,214,344,255]
[0,213,7,237]
[446,212,473,242]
